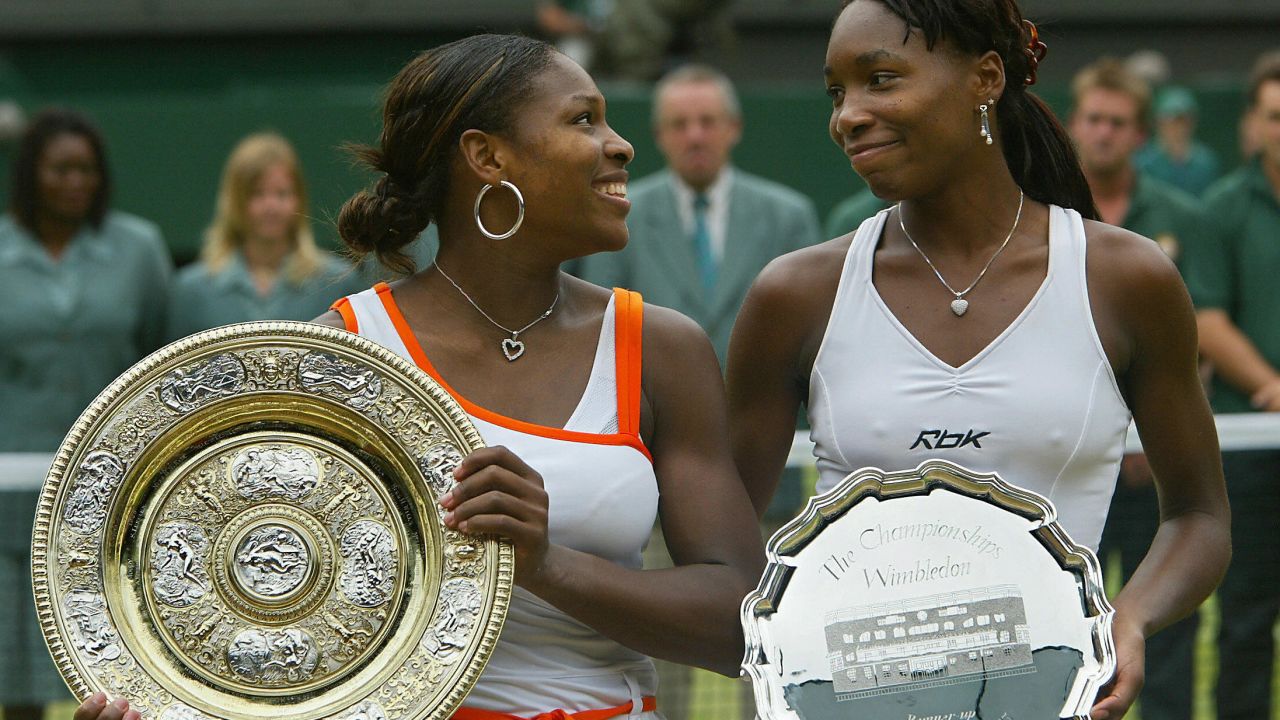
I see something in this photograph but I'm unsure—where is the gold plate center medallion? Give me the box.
[33,322,512,720]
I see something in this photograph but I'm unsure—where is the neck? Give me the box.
[34,213,82,259]
[896,162,1025,258]
[241,234,291,272]
[681,167,724,195]
[1083,162,1135,203]
[1264,154,1280,200]
[432,214,564,330]
[1162,135,1191,162]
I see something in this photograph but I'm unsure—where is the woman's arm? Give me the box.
[726,244,845,518]
[444,304,766,676]
[1197,308,1280,410]
[1087,225,1232,720]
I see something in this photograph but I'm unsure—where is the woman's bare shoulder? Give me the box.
[1083,219,1186,303]
[750,235,854,315]
[311,310,347,329]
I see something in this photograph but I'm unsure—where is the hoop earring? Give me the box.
[474,180,525,240]
[979,101,994,146]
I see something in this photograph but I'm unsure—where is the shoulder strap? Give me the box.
[330,282,395,334]
[612,288,644,438]
[330,296,359,333]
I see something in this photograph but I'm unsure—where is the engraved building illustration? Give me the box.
[824,584,1034,698]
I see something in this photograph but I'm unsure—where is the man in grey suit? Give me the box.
[575,64,821,365]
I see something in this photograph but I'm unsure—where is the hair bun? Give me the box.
[336,178,431,272]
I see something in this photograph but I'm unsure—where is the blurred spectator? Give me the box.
[0,100,25,145]
[575,64,820,364]
[167,133,365,340]
[824,187,889,238]
[0,100,24,209]
[0,108,171,717]
[1125,48,1172,89]
[1136,86,1221,197]
[1068,58,1208,720]
[1239,51,1280,161]
[1183,50,1280,720]
[536,0,614,72]
[594,0,734,82]
[1240,107,1263,160]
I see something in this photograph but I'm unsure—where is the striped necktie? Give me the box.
[692,192,717,294]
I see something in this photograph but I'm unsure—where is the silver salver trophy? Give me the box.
[741,460,1116,720]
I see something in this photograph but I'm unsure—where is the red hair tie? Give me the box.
[1023,20,1048,86]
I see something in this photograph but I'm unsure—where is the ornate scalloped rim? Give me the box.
[31,320,513,719]
[740,458,1116,720]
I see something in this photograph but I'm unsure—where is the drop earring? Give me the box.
[979,100,994,146]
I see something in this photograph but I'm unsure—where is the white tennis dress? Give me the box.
[333,283,661,720]
[809,206,1131,551]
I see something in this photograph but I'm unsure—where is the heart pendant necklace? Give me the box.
[500,336,526,361]
[897,190,1025,317]
[434,263,558,362]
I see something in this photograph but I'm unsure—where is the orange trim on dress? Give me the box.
[371,282,652,463]
[331,297,359,333]
[451,696,656,720]
[611,288,644,438]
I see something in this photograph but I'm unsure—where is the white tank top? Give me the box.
[333,283,660,718]
[809,206,1130,551]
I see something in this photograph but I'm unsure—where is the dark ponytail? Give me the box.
[859,0,1099,220]
[337,34,557,275]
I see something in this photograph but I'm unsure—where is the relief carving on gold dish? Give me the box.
[33,322,512,720]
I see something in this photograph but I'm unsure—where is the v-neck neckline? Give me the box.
[378,282,605,432]
[864,205,1058,374]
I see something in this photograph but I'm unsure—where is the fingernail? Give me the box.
[443,511,454,527]
[438,491,454,508]
[91,692,107,705]
[114,699,129,711]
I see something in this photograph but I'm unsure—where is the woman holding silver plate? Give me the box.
[726,1,1230,719]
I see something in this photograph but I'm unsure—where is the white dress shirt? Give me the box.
[670,167,734,263]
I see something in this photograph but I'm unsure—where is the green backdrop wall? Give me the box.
[0,35,1252,263]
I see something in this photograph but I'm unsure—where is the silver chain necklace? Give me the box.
[897,190,1025,317]
[433,262,559,361]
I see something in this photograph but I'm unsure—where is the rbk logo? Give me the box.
[910,429,990,450]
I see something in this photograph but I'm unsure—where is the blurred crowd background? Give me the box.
[1,1,1279,719]
[0,0,1275,263]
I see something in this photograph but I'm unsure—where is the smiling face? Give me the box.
[825,0,993,200]
[36,132,102,225]
[654,80,741,192]
[244,162,301,244]
[498,53,635,255]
